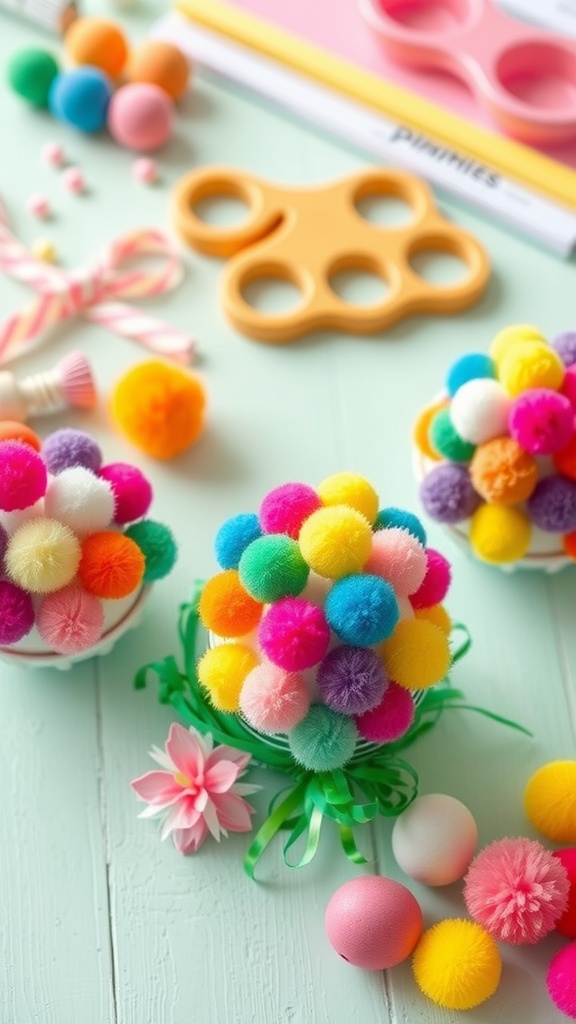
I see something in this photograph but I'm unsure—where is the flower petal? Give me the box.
[131,771,182,806]
[149,745,176,771]
[206,745,251,773]
[232,782,261,796]
[204,759,240,794]
[211,791,255,833]
[160,796,201,838]
[202,798,224,841]
[173,820,209,854]
[166,723,204,779]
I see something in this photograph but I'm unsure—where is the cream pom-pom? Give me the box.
[6,517,81,593]
[44,467,115,535]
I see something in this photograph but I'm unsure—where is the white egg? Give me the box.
[391,793,478,886]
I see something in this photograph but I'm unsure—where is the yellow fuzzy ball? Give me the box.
[498,340,564,396]
[379,619,450,690]
[197,644,259,712]
[298,505,372,579]
[412,919,502,1011]
[489,323,545,365]
[524,760,576,843]
[414,603,452,636]
[110,360,206,460]
[317,472,379,524]
[6,518,81,594]
[469,504,531,564]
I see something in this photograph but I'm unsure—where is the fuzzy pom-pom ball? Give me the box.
[499,340,565,396]
[37,585,104,655]
[42,428,102,475]
[562,365,576,409]
[124,520,177,582]
[429,408,476,462]
[317,645,388,715]
[355,681,415,743]
[7,48,60,108]
[420,462,481,524]
[197,643,258,712]
[298,504,372,579]
[325,573,399,646]
[365,527,427,597]
[199,569,263,638]
[412,919,502,1010]
[49,67,112,134]
[410,548,451,609]
[552,849,576,938]
[0,421,41,451]
[470,437,538,506]
[527,475,576,533]
[0,441,47,511]
[258,482,321,538]
[508,388,574,456]
[413,399,448,461]
[469,503,532,563]
[65,16,129,78]
[464,837,569,944]
[97,462,152,525]
[214,513,262,569]
[44,467,115,535]
[554,433,576,482]
[552,330,576,367]
[239,662,310,734]
[489,323,544,364]
[414,603,452,635]
[446,351,496,395]
[0,521,8,567]
[375,507,426,545]
[258,597,330,671]
[325,876,423,970]
[525,760,576,843]
[110,360,206,460]
[450,377,511,445]
[79,531,144,599]
[0,580,35,644]
[316,472,379,524]
[380,618,450,690]
[547,942,576,1018]
[392,793,478,886]
[288,704,358,772]
[238,534,309,603]
[6,518,80,594]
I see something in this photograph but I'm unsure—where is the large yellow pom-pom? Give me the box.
[488,323,545,365]
[379,619,450,690]
[524,760,576,843]
[469,504,531,564]
[199,570,263,638]
[414,603,452,636]
[6,518,81,594]
[317,472,379,524]
[298,505,372,579]
[110,360,206,460]
[197,644,259,712]
[412,919,502,1011]
[498,340,564,396]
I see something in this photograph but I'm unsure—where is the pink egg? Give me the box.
[325,875,423,970]
[107,83,173,151]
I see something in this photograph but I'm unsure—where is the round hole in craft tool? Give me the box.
[329,266,390,306]
[241,268,303,316]
[355,193,414,228]
[376,0,468,32]
[409,247,470,287]
[194,194,251,229]
[496,42,576,113]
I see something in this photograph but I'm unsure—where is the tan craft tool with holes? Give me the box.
[172,165,490,344]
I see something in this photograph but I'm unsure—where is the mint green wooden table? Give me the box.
[0,4,574,1022]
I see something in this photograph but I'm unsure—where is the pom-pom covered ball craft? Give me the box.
[414,324,576,570]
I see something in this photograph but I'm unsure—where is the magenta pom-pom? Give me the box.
[508,389,574,456]
[410,548,452,609]
[0,580,35,644]
[240,662,310,734]
[37,585,104,655]
[258,597,330,671]
[547,942,576,1018]
[317,645,387,715]
[553,849,576,938]
[561,365,576,410]
[355,681,415,743]
[364,527,427,597]
[0,440,47,511]
[98,462,153,525]
[259,482,321,539]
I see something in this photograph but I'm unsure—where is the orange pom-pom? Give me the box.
[564,531,576,559]
[199,570,263,637]
[79,531,145,599]
[0,420,41,451]
[110,360,206,460]
[125,41,191,101]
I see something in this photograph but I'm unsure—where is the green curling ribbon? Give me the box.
[135,582,531,880]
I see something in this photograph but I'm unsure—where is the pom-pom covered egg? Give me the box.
[325,875,423,969]
[392,793,478,886]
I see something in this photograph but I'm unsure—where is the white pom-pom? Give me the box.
[450,378,511,445]
[44,467,115,535]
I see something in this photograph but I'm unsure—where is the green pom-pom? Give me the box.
[288,704,358,772]
[124,519,177,582]
[430,408,475,463]
[7,48,59,108]
[239,534,309,603]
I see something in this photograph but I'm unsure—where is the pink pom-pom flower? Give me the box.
[37,585,104,655]
[240,662,310,734]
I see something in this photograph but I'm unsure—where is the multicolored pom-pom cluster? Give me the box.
[0,423,177,658]
[415,325,576,567]
[196,473,455,773]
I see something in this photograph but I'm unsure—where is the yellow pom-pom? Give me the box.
[197,644,258,712]
[6,518,81,594]
[469,504,531,564]
[414,603,452,635]
[524,760,576,843]
[379,619,450,690]
[110,360,206,460]
[317,472,379,524]
[298,505,372,579]
[489,323,545,365]
[498,340,564,396]
[412,919,502,1011]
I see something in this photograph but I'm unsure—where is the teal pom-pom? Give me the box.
[239,534,309,603]
[288,704,358,771]
[430,408,476,462]
[375,506,426,545]
[446,352,496,396]
[215,512,262,569]
[124,519,177,582]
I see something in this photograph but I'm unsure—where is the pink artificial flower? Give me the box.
[131,723,259,854]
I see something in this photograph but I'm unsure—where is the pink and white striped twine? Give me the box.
[0,200,196,365]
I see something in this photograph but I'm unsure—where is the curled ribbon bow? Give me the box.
[0,202,196,365]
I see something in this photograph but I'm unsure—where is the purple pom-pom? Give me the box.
[42,428,102,475]
[0,580,35,644]
[0,521,8,568]
[317,645,388,715]
[552,331,576,367]
[420,463,481,524]
[527,474,576,532]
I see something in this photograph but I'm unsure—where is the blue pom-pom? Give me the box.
[325,574,399,646]
[49,67,112,133]
[446,352,496,396]
[214,513,262,569]
[375,506,427,545]
[288,704,358,771]
[317,645,387,715]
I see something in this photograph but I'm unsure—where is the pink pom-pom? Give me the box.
[508,389,574,456]
[463,837,570,945]
[355,681,415,743]
[37,585,104,655]
[259,482,321,539]
[240,662,310,734]
[547,942,576,1018]
[364,527,427,597]
[0,580,35,645]
[0,441,47,511]
[258,597,330,671]
[410,548,452,609]
[98,462,153,525]
[42,141,65,167]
